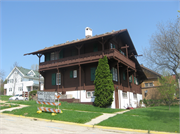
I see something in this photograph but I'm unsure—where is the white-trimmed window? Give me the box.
[149,83,153,87]
[56,73,61,85]
[10,79,14,83]
[111,67,118,82]
[51,52,58,60]
[122,92,127,98]
[145,82,153,87]
[51,52,55,60]
[9,88,12,92]
[70,70,77,78]
[18,87,23,91]
[110,43,115,49]
[29,78,33,81]
[86,91,94,98]
[133,93,137,99]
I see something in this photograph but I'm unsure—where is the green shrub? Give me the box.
[29,90,37,96]
[94,56,114,108]
[143,99,147,106]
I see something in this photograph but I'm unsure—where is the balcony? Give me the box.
[39,49,135,71]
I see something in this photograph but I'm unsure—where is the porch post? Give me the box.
[127,67,129,88]
[79,64,81,102]
[36,54,42,91]
[117,63,120,85]
[57,68,59,93]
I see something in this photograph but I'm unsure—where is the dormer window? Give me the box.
[28,70,35,77]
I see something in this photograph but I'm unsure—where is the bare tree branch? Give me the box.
[143,17,180,80]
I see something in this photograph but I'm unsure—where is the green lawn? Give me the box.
[3,105,102,123]
[4,99,124,113]
[98,106,179,133]
[0,95,12,101]
[0,95,123,123]
[0,103,20,110]
[1,95,179,132]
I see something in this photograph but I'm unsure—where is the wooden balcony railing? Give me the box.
[39,49,135,71]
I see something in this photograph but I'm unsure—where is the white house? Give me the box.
[4,66,44,96]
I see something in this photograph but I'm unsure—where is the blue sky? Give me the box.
[1,0,179,79]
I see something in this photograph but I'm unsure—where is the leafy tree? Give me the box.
[94,56,114,108]
[0,80,7,95]
[157,74,177,110]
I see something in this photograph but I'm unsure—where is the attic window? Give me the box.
[28,71,35,76]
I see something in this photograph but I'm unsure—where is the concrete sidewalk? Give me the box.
[85,110,130,125]
[0,104,28,113]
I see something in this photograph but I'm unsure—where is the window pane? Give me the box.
[110,43,113,49]
[145,83,148,87]
[92,91,94,96]
[87,92,91,97]
[149,83,153,87]
[123,72,126,80]
[56,73,61,85]
[115,68,117,82]
[73,70,77,78]
[51,53,55,60]
[133,94,137,99]
[123,92,127,98]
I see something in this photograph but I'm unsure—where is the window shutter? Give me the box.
[91,67,96,81]
[45,53,50,61]
[59,50,63,59]
[70,71,73,78]
[123,72,126,80]
[113,44,115,48]
[93,44,98,52]
[134,77,136,84]
[52,73,56,85]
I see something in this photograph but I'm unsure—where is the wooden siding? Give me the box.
[40,49,135,71]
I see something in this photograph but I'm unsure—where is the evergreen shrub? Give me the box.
[94,56,114,108]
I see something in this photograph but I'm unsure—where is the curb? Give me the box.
[0,113,177,134]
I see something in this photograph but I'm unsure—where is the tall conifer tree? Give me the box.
[94,56,114,107]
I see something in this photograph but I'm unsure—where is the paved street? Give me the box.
[0,114,145,134]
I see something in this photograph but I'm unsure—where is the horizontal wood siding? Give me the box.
[64,66,79,88]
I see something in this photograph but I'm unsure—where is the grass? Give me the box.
[0,95,123,123]
[2,105,102,123]
[4,99,124,113]
[0,95,12,101]
[98,106,179,133]
[0,103,19,110]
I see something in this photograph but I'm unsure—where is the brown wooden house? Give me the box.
[24,28,146,109]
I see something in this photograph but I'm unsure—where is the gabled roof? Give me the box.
[6,66,43,80]
[140,65,161,79]
[24,29,138,56]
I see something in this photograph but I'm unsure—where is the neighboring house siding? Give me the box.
[4,67,44,95]
[140,66,161,100]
